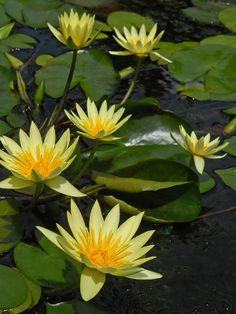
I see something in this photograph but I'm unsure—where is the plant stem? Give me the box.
[197,205,236,220]
[119,57,142,107]
[26,182,43,209]
[45,279,80,296]
[47,49,78,128]
[72,145,98,184]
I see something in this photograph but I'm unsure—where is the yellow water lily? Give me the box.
[0,121,85,197]
[65,98,131,141]
[173,125,229,174]
[109,24,171,62]
[37,200,162,301]
[48,10,95,50]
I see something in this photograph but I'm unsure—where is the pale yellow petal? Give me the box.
[80,267,105,301]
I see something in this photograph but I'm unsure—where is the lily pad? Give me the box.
[199,172,215,194]
[0,66,19,116]
[0,199,23,253]
[223,136,236,157]
[94,159,201,223]
[3,0,74,29]
[107,11,155,32]
[201,35,236,48]
[46,300,111,314]
[14,235,82,288]
[215,167,236,191]
[35,50,119,100]
[0,265,28,310]
[219,7,236,33]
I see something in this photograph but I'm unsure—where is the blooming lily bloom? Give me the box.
[109,24,171,62]
[48,10,95,50]
[65,98,131,141]
[37,200,162,301]
[0,121,85,197]
[173,125,229,174]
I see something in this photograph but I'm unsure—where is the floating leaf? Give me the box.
[0,199,23,253]
[3,0,75,29]
[95,159,201,223]
[0,66,19,115]
[0,265,28,310]
[223,136,236,156]
[199,172,215,194]
[215,167,236,191]
[0,5,11,27]
[35,50,119,100]
[219,7,236,33]
[158,41,199,65]
[14,235,82,288]
[0,34,37,51]
[46,300,111,314]
[107,11,154,32]
[201,35,236,48]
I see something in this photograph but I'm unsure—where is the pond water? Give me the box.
[1,0,236,313]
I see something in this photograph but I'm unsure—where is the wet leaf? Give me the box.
[0,199,23,254]
[35,50,119,100]
[46,300,111,314]
[201,35,236,48]
[0,265,28,309]
[4,0,75,29]
[215,167,236,191]
[219,7,236,33]
[95,159,201,223]
[223,136,236,156]
[199,172,215,194]
[107,11,155,32]
[14,235,82,288]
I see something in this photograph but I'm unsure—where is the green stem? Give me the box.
[119,57,142,108]
[47,49,78,128]
[72,145,98,184]
[26,182,43,209]
[45,279,80,296]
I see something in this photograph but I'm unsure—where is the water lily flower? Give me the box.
[109,24,171,62]
[173,125,229,174]
[65,98,131,141]
[0,121,85,197]
[48,10,95,50]
[37,200,162,301]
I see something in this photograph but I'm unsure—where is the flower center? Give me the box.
[85,120,115,137]
[13,146,63,179]
[78,229,130,268]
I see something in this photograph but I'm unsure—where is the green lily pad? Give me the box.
[223,136,236,156]
[0,34,37,52]
[199,172,215,194]
[201,35,236,48]
[223,107,236,115]
[215,167,236,191]
[219,7,236,33]
[35,50,119,100]
[158,41,199,65]
[3,0,74,29]
[0,65,19,116]
[0,265,28,310]
[107,11,155,32]
[0,199,23,254]
[14,235,82,288]
[0,5,11,27]
[169,44,236,82]
[95,159,201,223]
[46,300,111,314]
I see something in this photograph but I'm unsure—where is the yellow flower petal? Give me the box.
[80,266,106,301]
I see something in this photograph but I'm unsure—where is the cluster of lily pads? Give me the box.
[0,0,235,313]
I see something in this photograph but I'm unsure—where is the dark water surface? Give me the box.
[3,0,236,313]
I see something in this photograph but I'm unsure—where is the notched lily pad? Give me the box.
[107,11,155,32]
[35,50,119,100]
